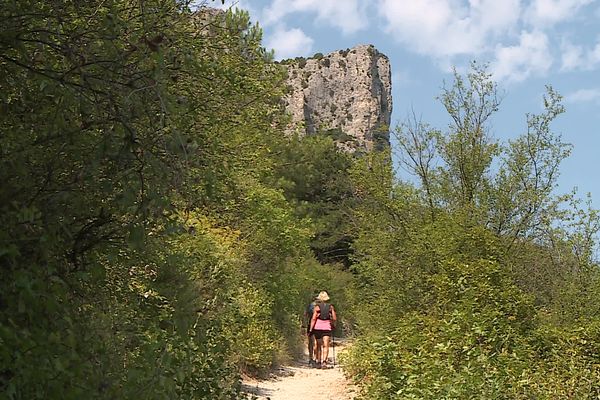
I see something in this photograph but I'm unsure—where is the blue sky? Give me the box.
[214,0,600,207]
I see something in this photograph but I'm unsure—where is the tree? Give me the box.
[488,86,571,244]
[0,2,297,397]
[393,62,501,222]
[270,134,355,266]
[393,111,441,221]
[345,64,600,398]
[393,64,582,246]
[437,63,501,211]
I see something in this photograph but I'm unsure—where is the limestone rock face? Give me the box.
[282,45,392,152]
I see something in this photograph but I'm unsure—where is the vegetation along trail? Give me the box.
[4,1,600,398]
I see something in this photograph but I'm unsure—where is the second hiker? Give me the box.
[303,294,318,366]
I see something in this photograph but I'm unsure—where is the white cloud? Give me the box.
[525,0,593,26]
[378,0,521,57]
[592,43,600,64]
[560,39,600,70]
[252,0,600,83]
[566,88,600,103]
[264,25,314,60]
[491,30,553,82]
[263,0,368,34]
[560,40,585,70]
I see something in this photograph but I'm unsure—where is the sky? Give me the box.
[213,0,600,208]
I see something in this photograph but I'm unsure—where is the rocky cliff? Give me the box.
[281,44,392,152]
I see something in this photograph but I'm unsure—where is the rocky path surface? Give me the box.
[242,339,358,400]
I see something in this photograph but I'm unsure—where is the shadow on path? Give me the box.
[241,382,274,398]
[241,337,356,400]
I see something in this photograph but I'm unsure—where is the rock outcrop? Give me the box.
[282,45,392,152]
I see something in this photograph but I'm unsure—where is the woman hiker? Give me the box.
[309,291,337,369]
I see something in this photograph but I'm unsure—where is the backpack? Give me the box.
[318,302,331,320]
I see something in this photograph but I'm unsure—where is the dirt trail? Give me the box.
[242,339,358,400]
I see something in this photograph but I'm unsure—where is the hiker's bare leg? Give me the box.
[315,338,323,364]
[308,334,315,361]
[322,335,330,364]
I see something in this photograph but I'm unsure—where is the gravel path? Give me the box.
[242,339,358,400]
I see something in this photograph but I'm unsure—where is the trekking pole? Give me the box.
[332,332,336,367]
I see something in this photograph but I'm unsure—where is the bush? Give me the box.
[230,286,278,375]
[343,259,600,398]
[296,57,307,68]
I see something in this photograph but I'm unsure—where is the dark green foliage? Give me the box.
[297,57,307,68]
[325,128,354,143]
[270,134,355,267]
[372,126,390,151]
[0,1,310,398]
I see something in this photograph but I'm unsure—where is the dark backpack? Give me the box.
[318,302,331,320]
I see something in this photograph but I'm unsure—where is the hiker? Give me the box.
[309,291,337,369]
[303,294,318,366]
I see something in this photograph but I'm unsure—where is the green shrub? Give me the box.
[296,57,307,68]
[344,259,600,399]
[230,286,278,375]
